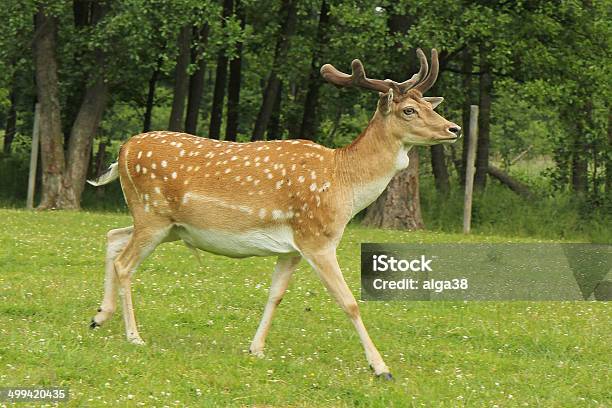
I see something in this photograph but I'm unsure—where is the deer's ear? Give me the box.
[378,88,394,115]
[423,96,444,109]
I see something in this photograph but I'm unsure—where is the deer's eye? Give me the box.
[403,107,416,115]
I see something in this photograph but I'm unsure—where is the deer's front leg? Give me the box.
[302,248,392,379]
[249,255,302,357]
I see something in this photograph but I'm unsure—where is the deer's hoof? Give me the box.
[377,372,394,381]
[127,336,146,346]
[249,349,265,358]
[89,319,100,329]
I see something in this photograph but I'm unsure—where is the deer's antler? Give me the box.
[413,48,438,94]
[320,59,393,94]
[320,48,439,95]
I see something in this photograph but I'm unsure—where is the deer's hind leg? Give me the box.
[91,226,133,328]
[249,255,302,357]
[113,223,172,345]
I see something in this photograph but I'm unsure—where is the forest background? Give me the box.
[0,0,610,242]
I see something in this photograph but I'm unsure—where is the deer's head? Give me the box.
[321,49,460,146]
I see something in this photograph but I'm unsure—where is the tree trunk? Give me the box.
[185,24,209,135]
[225,0,244,141]
[143,61,161,133]
[168,25,192,131]
[209,0,234,139]
[431,145,449,194]
[62,1,110,208]
[3,87,17,154]
[363,149,424,230]
[487,165,533,199]
[35,3,109,210]
[573,100,593,196]
[364,13,424,230]
[606,107,612,196]
[94,139,108,198]
[34,10,66,209]
[298,0,330,140]
[209,52,228,139]
[252,0,297,141]
[429,49,450,194]
[94,140,107,178]
[449,144,462,176]
[65,63,110,207]
[474,44,492,190]
[62,0,91,146]
[460,49,473,183]
[571,136,589,195]
[266,83,282,139]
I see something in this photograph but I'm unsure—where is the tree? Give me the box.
[209,0,234,139]
[225,0,245,141]
[34,2,110,209]
[429,56,450,195]
[363,149,424,229]
[143,58,162,133]
[266,84,282,139]
[459,49,473,183]
[606,108,612,196]
[168,26,192,131]
[185,23,210,134]
[34,8,65,209]
[298,0,330,140]
[3,85,16,154]
[251,0,297,141]
[474,43,492,190]
[363,12,424,230]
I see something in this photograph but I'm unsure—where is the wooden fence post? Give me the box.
[463,105,479,234]
[26,103,40,210]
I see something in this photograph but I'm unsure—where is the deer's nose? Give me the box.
[448,125,461,137]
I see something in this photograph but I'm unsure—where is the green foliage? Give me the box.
[0,0,610,226]
[419,163,611,244]
[0,151,29,204]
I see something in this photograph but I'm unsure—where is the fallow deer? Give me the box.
[88,49,460,379]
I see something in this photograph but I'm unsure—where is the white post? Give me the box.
[463,105,479,234]
[26,103,41,210]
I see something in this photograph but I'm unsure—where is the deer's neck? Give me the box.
[334,115,411,216]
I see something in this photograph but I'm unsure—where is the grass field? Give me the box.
[0,209,610,407]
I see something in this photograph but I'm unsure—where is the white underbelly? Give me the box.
[174,223,298,258]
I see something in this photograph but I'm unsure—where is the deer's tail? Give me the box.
[87,162,119,186]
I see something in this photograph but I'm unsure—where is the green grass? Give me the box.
[0,209,609,407]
